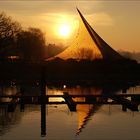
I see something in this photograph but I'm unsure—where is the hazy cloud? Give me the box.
[0,0,140,51]
[87,12,114,26]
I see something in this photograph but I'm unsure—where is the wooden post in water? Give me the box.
[7,97,18,112]
[41,103,46,137]
[40,65,47,102]
[40,65,46,137]
[122,105,127,112]
[7,92,21,112]
[20,86,25,112]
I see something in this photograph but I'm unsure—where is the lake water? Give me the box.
[0,82,140,140]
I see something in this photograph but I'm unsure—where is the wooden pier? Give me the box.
[108,95,138,111]
[63,92,76,111]
[7,92,21,112]
[0,92,140,112]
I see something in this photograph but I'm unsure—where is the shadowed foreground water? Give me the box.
[0,83,140,140]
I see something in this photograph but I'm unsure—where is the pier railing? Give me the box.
[0,92,140,112]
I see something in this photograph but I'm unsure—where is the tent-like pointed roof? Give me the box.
[47,8,123,61]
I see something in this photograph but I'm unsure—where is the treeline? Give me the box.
[0,12,63,62]
[0,57,139,85]
[45,58,140,81]
[119,51,140,63]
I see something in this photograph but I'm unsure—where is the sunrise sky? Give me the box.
[0,0,140,52]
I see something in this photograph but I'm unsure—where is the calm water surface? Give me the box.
[0,83,140,140]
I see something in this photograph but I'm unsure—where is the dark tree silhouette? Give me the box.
[0,12,21,53]
[45,43,64,59]
[77,48,93,60]
[17,28,46,62]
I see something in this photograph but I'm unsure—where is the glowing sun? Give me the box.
[58,24,71,38]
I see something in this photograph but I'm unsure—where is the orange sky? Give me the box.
[0,1,140,52]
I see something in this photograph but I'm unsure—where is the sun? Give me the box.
[58,24,71,38]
